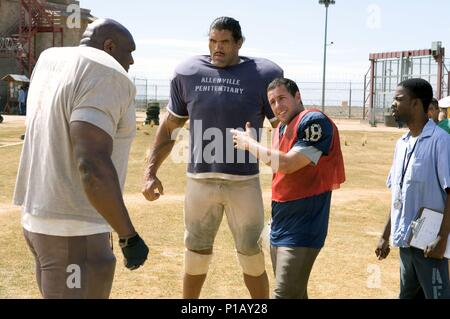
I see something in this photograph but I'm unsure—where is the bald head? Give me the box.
[80,18,135,72]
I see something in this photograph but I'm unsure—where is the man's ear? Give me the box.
[412,98,422,113]
[237,38,244,50]
[103,39,116,53]
[295,91,302,105]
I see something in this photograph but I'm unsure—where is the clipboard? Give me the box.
[407,207,450,259]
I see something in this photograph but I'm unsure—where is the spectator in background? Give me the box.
[18,85,26,115]
[428,98,440,124]
[438,97,450,133]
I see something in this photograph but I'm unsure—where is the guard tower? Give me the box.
[363,41,449,126]
[0,0,93,113]
[17,0,64,76]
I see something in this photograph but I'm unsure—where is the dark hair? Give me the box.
[429,97,439,110]
[209,17,243,42]
[398,78,433,113]
[267,78,300,98]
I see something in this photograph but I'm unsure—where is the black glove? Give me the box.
[119,234,149,270]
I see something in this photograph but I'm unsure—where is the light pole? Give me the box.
[319,0,335,112]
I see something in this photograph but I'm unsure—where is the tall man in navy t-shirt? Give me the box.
[142,17,283,298]
[232,78,345,298]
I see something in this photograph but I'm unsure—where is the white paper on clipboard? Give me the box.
[409,208,450,259]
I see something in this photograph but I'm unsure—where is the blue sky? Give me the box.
[81,0,450,83]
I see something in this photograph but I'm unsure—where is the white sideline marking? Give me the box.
[0,142,24,148]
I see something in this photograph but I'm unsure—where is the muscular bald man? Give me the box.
[14,18,149,299]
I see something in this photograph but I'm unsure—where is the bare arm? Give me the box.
[142,112,187,201]
[70,121,136,238]
[375,214,391,260]
[231,122,311,174]
[248,139,311,174]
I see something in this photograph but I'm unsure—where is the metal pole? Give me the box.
[429,56,432,83]
[388,60,392,93]
[447,68,450,96]
[132,77,136,105]
[369,59,376,126]
[348,81,352,119]
[382,60,386,115]
[321,5,329,113]
[399,53,404,82]
[363,73,367,120]
[437,49,443,99]
[28,1,32,75]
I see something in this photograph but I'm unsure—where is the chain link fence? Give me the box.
[132,78,170,110]
[370,56,450,124]
[132,77,366,119]
[298,81,365,119]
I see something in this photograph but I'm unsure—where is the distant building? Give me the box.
[0,0,92,112]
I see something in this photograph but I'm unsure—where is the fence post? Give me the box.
[369,59,376,127]
[132,77,136,106]
[348,81,352,119]
[145,79,148,107]
[363,74,367,120]
[448,69,450,96]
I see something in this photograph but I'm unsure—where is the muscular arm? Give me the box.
[70,121,136,238]
[142,112,187,201]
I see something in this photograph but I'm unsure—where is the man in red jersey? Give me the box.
[231,77,345,298]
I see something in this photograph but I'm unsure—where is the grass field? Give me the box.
[0,114,406,299]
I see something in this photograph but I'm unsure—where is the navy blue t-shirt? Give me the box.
[168,55,283,177]
[271,111,334,248]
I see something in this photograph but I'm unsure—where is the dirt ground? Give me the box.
[0,112,407,299]
[0,112,407,131]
